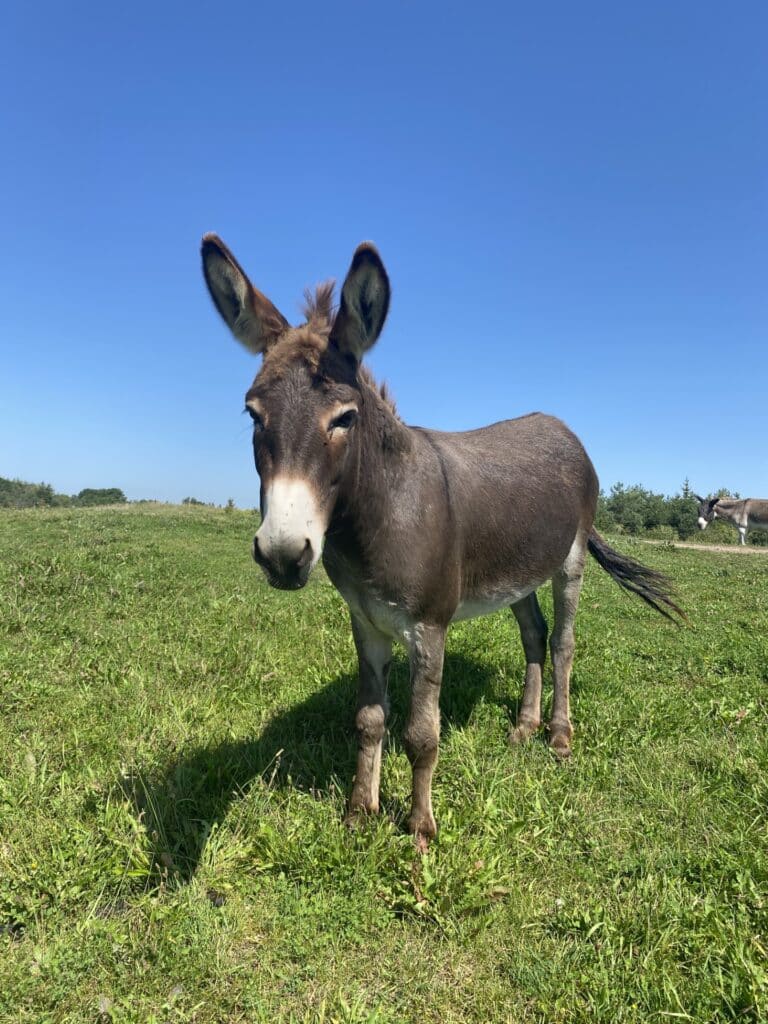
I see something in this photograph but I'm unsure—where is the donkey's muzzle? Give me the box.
[252,534,314,590]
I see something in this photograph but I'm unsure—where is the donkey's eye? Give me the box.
[247,408,265,432]
[329,409,357,432]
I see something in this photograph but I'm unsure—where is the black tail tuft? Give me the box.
[587,529,686,624]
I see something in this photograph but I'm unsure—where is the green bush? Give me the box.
[645,524,677,542]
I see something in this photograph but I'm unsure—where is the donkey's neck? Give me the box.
[332,369,413,530]
[357,368,412,456]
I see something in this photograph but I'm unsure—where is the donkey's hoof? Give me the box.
[548,732,572,759]
[344,811,363,831]
[508,719,540,745]
[344,804,378,830]
[414,831,431,855]
[407,812,437,848]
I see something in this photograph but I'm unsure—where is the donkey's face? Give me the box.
[202,235,390,589]
[694,494,719,530]
[244,350,361,589]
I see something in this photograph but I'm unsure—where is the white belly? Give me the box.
[451,582,543,622]
[326,546,544,639]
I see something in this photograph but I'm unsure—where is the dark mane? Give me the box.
[359,366,400,419]
[299,284,400,421]
[259,283,400,425]
[302,281,337,331]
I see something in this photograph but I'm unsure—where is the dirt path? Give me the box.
[630,538,768,556]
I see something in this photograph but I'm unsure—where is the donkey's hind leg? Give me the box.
[508,592,548,744]
[549,533,588,758]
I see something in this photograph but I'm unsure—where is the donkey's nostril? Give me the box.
[296,539,313,569]
[253,532,312,584]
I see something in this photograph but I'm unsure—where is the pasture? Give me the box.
[2,506,768,1023]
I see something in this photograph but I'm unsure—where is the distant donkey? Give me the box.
[695,495,768,546]
[202,235,683,845]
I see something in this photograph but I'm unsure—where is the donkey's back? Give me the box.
[421,412,599,595]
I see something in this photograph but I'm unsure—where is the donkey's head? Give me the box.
[694,494,720,530]
[202,235,390,589]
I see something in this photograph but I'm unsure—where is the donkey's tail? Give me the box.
[587,528,686,624]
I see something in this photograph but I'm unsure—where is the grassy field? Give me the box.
[1,506,768,1023]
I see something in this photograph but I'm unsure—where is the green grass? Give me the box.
[1,506,768,1023]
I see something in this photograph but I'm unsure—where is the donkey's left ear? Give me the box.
[330,243,390,361]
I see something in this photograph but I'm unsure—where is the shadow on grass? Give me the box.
[134,650,519,883]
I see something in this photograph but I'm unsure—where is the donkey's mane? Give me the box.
[359,367,399,419]
[302,281,337,331]
[299,283,400,420]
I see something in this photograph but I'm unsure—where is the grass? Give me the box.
[1,505,768,1022]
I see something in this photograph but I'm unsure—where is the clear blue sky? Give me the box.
[2,2,766,507]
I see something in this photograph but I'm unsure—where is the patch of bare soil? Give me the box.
[634,538,768,555]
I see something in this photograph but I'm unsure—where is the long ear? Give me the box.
[201,234,289,354]
[693,494,704,503]
[329,242,390,361]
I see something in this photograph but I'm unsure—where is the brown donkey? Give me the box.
[202,235,682,845]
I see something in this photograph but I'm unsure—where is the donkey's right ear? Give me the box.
[693,494,704,504]
[201,234,289,354]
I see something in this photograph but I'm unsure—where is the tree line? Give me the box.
[0,477,126,509]
[3,475,764,544]
[596,480,767,545]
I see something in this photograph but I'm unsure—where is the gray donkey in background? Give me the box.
[202,234,683,845]
[696,495,768,546]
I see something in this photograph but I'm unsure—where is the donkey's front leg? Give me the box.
[403,623,446,845]
[346,613,392,824]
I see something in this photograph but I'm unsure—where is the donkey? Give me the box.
[201,235,682,845]
[695,495,768,546]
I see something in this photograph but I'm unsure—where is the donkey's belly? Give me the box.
[452,581,545,622]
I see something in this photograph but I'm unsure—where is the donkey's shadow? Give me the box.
[135,651,519,882]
